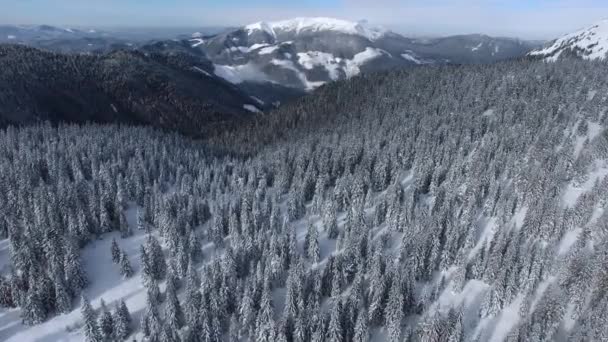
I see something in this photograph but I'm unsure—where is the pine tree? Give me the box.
[306,223,321,264]
[21,288,46,325]
[119,251,134,278]
[327,300,344,342]
[113,299,132,341]
[98,299,114,340]
[81,296,102,342]
[54,272,72,314]
[111,238,121,264]
[164,277,184,331]
[353,307,370,342]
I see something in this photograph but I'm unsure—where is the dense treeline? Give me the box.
[1,58,608,341]
[0,44,254,135]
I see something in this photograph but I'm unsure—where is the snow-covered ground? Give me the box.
[529,19,608,61]
[0,205,149,341]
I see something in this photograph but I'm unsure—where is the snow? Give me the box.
[468,216,497,260]
[189,38,205,47]
[530,19,608,60]
[250,96,265,105]
[110,104,118,113]
[213,63,270,84]
[243,104,262,113]
[192,66,212,77]
[297,51,342,80]
[245,21,277,39]
[7,35,16,40]
[344,47,385,78]
[436,279,489,312]
[270,59,325,90]
[401,51,425,64]
[558,228,582,255]
[489,295,524,342]
[228,44,271,54]
[258,45,280,55]
[472,42,483,51]
[0,204,148,342]
[482,109,495,117]
[562,160,608,208]
[572,120,602,157]
[245,17,388,41]
[191,32,204,38]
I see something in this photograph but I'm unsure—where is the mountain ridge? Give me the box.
[529,19,608,61]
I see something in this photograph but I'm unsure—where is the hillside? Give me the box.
[182,17,538,93]
[1,58,608,341]
[529,19,608,61]
[0,44,261,135]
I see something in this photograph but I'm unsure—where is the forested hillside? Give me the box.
[0,44,260,135]
[1,57,608,341]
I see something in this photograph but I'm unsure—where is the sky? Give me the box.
[2,0,608,39]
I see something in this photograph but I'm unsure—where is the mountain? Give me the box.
[0,25,227,54]
[405,34,538,64]
[187,17,539,93]
[0,44,262,134]
[529,19,608,61]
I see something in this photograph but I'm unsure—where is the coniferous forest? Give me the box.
[2,58,608,341]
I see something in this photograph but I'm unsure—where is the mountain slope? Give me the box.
[2,58,608,342]
[0,44,261,134]
[529,19,608,61]
[189,17,538,93]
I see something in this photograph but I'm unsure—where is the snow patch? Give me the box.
[489,295,524,342]
[297,51,342,80]
[213,63,270,84]
[344,47,385,78]
[562,160,608,208]
[270,59,325,90]
[558,228,582,255]
[189,38,205,47]
[7,35,16,40]
[258,45,279,55]
[243,104,262,113]
[472,42,483,51]
[401,51,424,64]
[192,66,212,77]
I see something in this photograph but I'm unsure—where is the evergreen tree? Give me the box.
[113,300,132,341]
[111,238,121,264]
[98,299,114,341]
[119,251,134,278]
[81,296,102,342]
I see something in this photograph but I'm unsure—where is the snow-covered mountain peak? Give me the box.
[245,17,388,41]
[529,19,608,61]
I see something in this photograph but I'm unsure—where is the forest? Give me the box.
[1,58,608,341]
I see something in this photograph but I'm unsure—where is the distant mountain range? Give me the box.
[0,18,545,132]
[189,17,540,94]
[529,19,608,61]
[0,25,227,54]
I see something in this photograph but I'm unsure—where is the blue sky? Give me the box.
[2,0,608,39]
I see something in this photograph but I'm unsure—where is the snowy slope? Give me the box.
[529,19,608,61]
